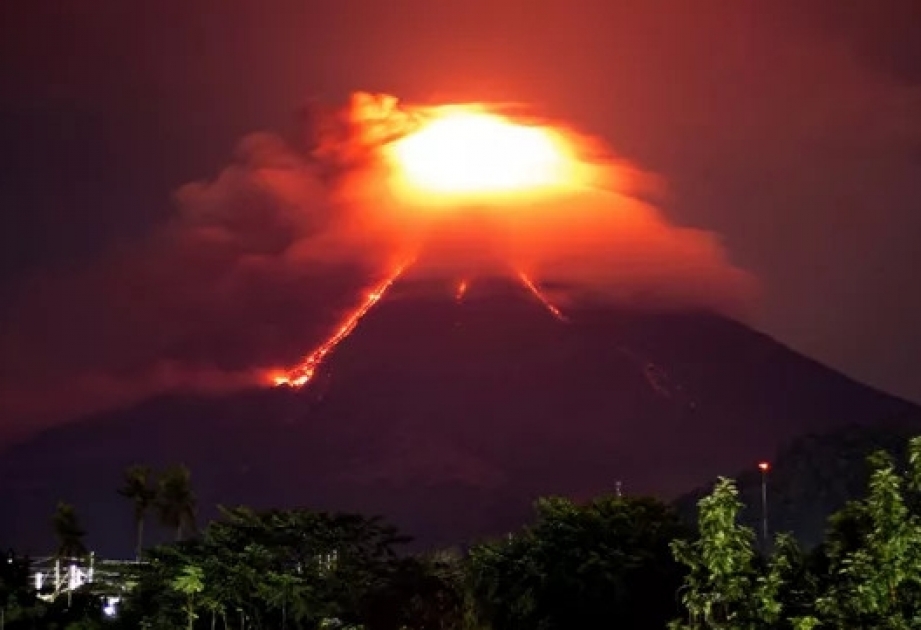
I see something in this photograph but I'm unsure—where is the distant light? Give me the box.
[758,461,770,472]
[103,596,120,617]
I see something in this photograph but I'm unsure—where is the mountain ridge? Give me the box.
[1,276,918,556]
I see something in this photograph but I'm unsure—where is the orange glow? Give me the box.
[758,461,770,472]
[269,262,410,388]
[455,279,469,302]
[517,272,567,322]
[387,107,579,198]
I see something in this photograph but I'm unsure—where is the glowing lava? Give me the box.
[270,262,410,387]
[517,272,568,322]
[455,280,469,302]
[388,108,577,197]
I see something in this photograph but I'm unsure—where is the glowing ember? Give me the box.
[455,280,469,302]
[518,272,568,322]
[388,108,576,196]
[270,262,410,387]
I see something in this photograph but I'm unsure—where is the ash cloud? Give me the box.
[0,93,755,437]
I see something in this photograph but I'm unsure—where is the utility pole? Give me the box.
[758,461,770,552]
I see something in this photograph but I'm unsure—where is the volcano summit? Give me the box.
[1,271,916,556]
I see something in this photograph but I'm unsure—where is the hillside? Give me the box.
[1,277,917,556]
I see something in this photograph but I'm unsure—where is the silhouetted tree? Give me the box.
[157,465,197,541]
[118,465,157,560]
[469,495,688,630]
[52,501,87,560]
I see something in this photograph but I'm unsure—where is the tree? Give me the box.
[469,495,688,630]
[361,553,466,630]
[52,502,88,561]
[172,563,205,630]
[816,438,921,628]
[670,478,806,629]
[258,571,311,630]
[0,550,37,628]
[670,436,921,629]
[157,465,197,541]
[121,506,412,629]
[118,465,158,561]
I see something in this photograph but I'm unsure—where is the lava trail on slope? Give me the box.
[517,271,568,321]
[271,262,411,387]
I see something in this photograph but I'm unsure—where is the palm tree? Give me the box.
[51,501,87,599]
[157,465,197,541]
[118,465,157,561]
[51,501,87,560]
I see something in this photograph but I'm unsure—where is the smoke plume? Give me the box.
[0,92,755,437]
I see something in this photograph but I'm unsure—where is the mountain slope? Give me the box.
[1,277,917,556]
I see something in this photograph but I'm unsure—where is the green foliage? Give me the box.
[670,477,826,630]
[122,506,416,629]
[172,564,204,630]
[815,437,921,628]
[673,435,921,629]
[468,495,688,630]
[670,477,776,629]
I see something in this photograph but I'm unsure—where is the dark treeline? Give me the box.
[3,436,921,629]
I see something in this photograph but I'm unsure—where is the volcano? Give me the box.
[1,274,918,556]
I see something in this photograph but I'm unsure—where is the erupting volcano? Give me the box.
[261,95,738,393]
[265,100,593,389]
[2,93,917,556]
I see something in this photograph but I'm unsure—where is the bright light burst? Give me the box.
[388,109,576,196]
[267,100,594,390]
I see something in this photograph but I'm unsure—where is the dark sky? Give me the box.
[1,0,920,436]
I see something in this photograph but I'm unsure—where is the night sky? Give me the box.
[1,1,920,440]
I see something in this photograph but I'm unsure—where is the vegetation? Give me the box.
[117,465,157,561]
[156,465,198,542]
[4,435,921,628]
[52,502,88,561]
[468,496,688,630]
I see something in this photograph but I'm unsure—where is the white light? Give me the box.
[103,596,120,617]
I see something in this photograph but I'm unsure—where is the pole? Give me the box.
[761,472,768,544]
[758,461,770,552]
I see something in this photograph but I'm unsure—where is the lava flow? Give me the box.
[517,272,568,322]
[270,262,410,387]
[455,280,469,302]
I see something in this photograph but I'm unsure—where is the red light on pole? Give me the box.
[758,461,770,472]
